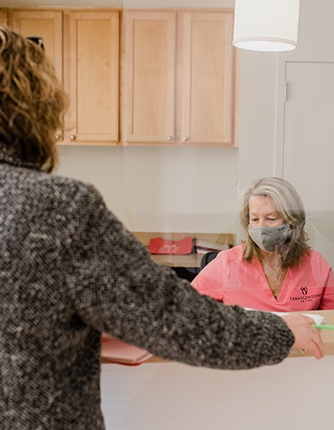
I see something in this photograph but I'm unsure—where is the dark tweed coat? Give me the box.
[0,146,294,429]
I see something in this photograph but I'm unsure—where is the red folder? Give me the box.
[148,237,194,255]
[101,334,152,365]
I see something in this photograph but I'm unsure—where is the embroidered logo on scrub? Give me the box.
[290,286,321,303]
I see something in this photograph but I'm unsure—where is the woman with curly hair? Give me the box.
[192,177,334,310]
[0,28,324,430]
[0,29,66,172]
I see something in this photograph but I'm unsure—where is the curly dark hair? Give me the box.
[0,26,68,172]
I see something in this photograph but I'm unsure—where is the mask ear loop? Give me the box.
[26,36,45,51]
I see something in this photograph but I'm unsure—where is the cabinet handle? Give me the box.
[167,136,173,142]
[183,136,189,142]
[55,133,62,140]
[70,135,77,141]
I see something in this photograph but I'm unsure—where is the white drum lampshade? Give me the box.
[233,0,300,52]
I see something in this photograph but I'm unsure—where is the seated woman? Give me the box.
[192,177,334,311]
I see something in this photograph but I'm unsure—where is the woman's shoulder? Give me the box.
[296,249,332,274]
[308,249,331,267]
[16,166,99,200]
[216,243,245,261]
[21,170,108,225]
[36,171,103,207]
[51,172,99,195]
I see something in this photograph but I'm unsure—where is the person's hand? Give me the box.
[280,314,324,359]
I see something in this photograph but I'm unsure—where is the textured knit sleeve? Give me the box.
[64,184,295,370]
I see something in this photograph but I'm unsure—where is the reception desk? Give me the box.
[101,311,334,430]
[101,310,334,363]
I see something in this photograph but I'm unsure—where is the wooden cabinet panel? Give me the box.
[11,9,120,146]
[11,10,63,84]
[124,11,176,143]
[180,11,235,145]
[0,9,8,26]
[11,10,64,142]
[123,9,237,147]
[66,11,120,145]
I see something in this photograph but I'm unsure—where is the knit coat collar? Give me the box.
[0,143,41,171]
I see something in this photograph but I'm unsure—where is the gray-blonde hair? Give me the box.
[0,26,68,172]
[240,177,310,267]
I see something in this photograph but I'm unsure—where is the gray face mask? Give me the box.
[248,224,292,252]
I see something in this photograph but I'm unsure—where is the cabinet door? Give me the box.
[0,9,7,26]
[282,61,334,268]
[11,10,63,82]
[283,62,334,211]
[123,11,176,144]
[66,11,120,145]
[179,11,236,146]
[11,10,64,142]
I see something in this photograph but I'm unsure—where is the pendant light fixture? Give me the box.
[233,0,300,52]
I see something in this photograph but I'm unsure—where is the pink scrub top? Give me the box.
[191,244,334,312]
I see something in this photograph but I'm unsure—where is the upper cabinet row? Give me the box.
[7,9,119,145]
[4,8,237,147]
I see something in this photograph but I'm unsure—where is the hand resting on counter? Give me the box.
[281,314,324,359]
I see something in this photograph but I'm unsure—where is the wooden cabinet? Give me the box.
[64,11,120,145]
[10,9,120,146]
[11,10,64,140]
[123,10,237,146]
[7,7,236,147]
[123,11,176,145]
[10,10,62,80]
[0,9,8,26]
